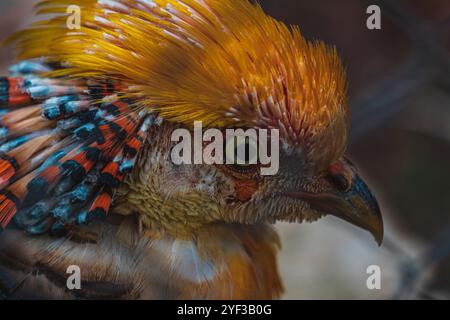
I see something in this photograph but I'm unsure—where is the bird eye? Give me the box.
[224,135,259,174]
[225,135,259,165]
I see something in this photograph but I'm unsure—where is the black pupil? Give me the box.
[236,140,252,164]
[225,137,258,166]
[226,137,259,173]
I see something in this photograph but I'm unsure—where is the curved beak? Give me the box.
[286,175,384,245]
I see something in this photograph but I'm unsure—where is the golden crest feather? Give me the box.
[9,0,349,170]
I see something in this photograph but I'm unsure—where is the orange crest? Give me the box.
[10,0,349,171]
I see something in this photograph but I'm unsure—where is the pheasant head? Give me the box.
[8,0,383,243]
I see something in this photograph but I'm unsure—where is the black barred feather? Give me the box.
[0,60,156,233]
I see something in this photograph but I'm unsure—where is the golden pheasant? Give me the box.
[0,0,383,299]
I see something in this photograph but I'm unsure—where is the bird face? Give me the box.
[120,123,383,245]
[52,0,385,244]
[213,145,383,245]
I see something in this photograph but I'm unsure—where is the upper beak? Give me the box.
[286,176,384,245]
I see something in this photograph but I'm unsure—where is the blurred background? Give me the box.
[0,0,449,299]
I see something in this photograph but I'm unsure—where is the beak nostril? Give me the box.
[328,173,351,193]
[327,161,353,193]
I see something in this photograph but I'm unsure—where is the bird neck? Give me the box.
[134,221,284,299]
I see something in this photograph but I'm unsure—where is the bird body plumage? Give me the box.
[0,217,282,299]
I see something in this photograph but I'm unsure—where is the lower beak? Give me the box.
[286,176,384,245]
